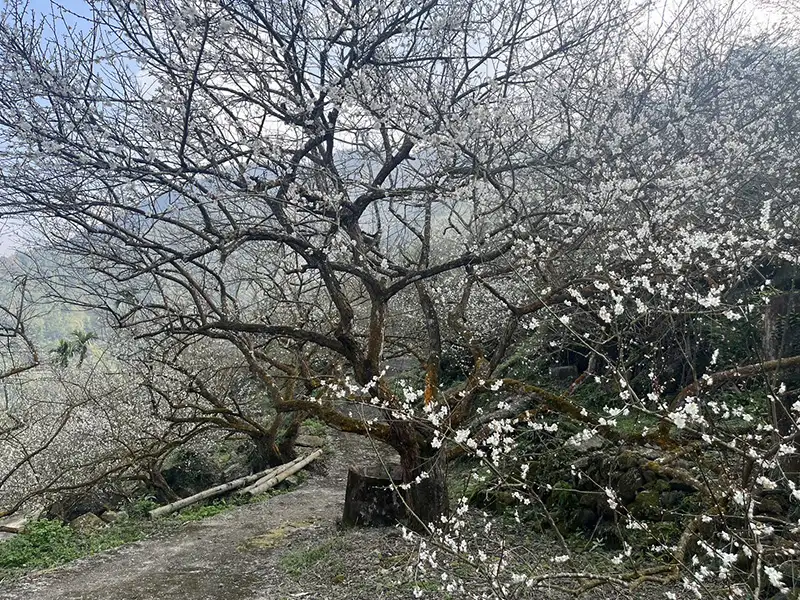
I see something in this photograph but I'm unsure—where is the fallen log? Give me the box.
[237,451,323,495]
[244,449,323,496]
[237,459,300,496]
[148,464,285,519]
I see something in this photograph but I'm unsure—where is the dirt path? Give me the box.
[0,432,408,600]
[0,431,686,600]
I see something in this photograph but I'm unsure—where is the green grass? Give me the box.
[177,500,234,522]
[0,517,176,581]
[279,535,349,578]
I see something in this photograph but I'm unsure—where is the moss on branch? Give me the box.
[275,400,391,442]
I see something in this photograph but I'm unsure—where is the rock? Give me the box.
[69,512,106,534]
[99,510,123,523]
[574,508,598,530]
[574,435,608,453]
[578,490,601,509]
[668,479,697,493]
[222,463,249,481]
[46,491,125,522]
[549,365,578,380]
[0,515,28,534]
[659,490,686,509]
[757,496,787,517]
[641,468,659,483]
[629,490,660,520]
[616,451,642,470]
[616,468,644,504]
[758,490,789,516]
[295,435,326,448]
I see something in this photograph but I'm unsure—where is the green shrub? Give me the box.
[0,519,80,572]
[0,514,170,580]
[125,497,159,519]
[302,418,327,437]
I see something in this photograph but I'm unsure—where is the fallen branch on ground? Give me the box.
[243,449,324,496]
[236,453,316,495]
[148,456,314,518]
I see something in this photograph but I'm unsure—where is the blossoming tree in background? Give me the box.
[0,0,799,596]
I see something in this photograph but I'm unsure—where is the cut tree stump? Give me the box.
[342,463,406,527]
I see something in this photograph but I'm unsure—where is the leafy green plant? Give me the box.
[0,519,80,573]
[0,515,181,581]
[50,330,98,367]
[301,418,327,437]
[177,500,233,522]
[125,497,159,520]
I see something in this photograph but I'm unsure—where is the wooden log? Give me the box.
[148,464,284,519]
[238,455,307,495]
[244,449,323,496]
[237,453,311,495]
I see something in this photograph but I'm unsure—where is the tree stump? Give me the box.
[342,463,406,527]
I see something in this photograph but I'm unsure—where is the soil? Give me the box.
[0,431,683,600]
[0,431,413,600]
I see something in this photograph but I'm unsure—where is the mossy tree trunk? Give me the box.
[390,421,449,531]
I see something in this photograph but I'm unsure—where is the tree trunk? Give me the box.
[249,431,294,470]
[764,290,800,481]
[277,413,303,461]
[150,466,180,503]
[248,413,304,471]
[392,422,449,531]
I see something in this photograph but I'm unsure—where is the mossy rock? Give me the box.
[629,490,661,520]
[658,490,686,510]
[648,478,671,493]
[615,468,645,504]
